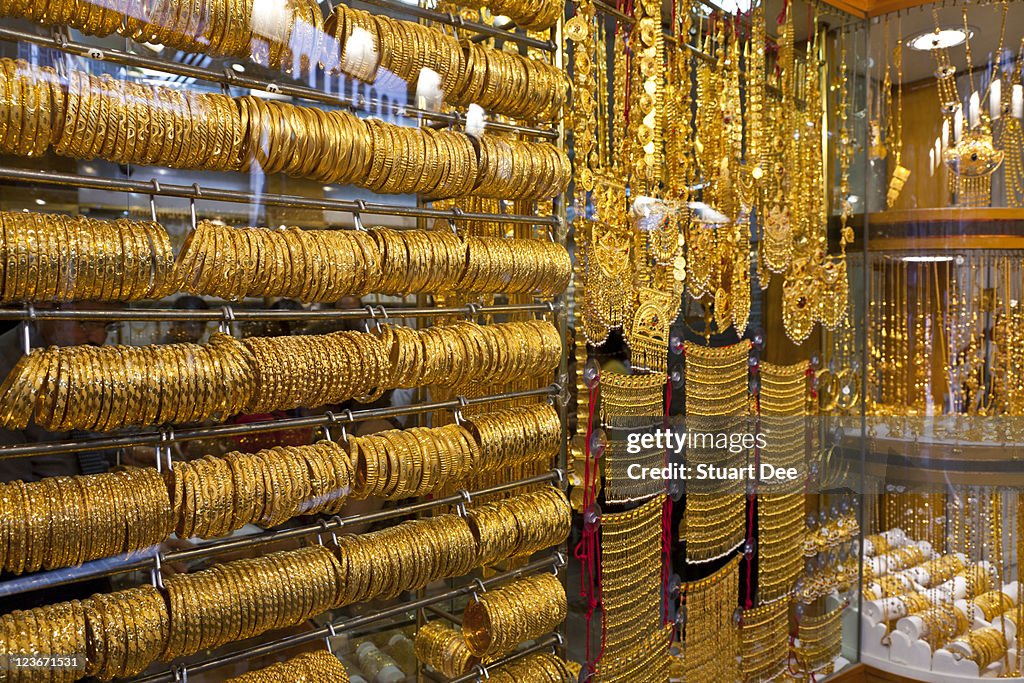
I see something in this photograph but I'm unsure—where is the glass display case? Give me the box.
[851,1,1024,680]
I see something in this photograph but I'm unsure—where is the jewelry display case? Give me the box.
[850,2,1024,680]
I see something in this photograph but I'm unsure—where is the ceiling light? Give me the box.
[231,63,246,73]
[699,0,752,15]
[901,255,955,263]
[34,198,46,206]
[908,28,972,52]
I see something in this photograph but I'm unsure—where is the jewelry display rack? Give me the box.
[0,0,574,679]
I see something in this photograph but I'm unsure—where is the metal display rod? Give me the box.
[342,0,557,53]
[0,25,557,140]
[128,554,566,683]
[0,302,557,322]
[0,470,563,598]
[0,385,559,459]
[0,167,560,228]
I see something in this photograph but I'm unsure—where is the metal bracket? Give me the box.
[470,578,487,604]
[363,305,382,333]
[148,179,160,222]
[474,663,490,681]
[448,206,464,234]
[151,550,164,589]
[173,663,188,683]
[455,489,472,518]
[188,183,201,232]
[352,200,367,231]
[21,304,35,355]
[324,621,338,652]
[452,395,469,425]
[218,305,236,335]
[156,428,175,473]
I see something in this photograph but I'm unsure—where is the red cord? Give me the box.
[573,379,605,670]
[776,0,789,25]
[662,375,673,625]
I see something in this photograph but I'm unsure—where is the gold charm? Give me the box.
[627,287,674,373]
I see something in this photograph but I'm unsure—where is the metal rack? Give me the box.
[0,25,558,140]
[130,554,566,683]
[0,302,558,323]
[0,1,574,678]
[0,167,560,228]
[0,385,559,459]
[0,469,563,598]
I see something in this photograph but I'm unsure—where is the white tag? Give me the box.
[342,26,378,81]
[464,103,487,139]
[250,0,290,42]
[415,67,444,111]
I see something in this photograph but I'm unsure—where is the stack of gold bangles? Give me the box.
[466,403,561,472]
[457,0,562,30]
[0,60,571,200]
[324,5,568,120]
[163,545,344,659]
[462,573,567,657]
[176,221,572,301]
[0,2,565,120]
[0,211,571,303]
[489,653,580,682]
[948,627,1009,670]
[0,403,555,572]
[0,320,561,431]
[226,651,349,683]
[170,441,353,539]
[0,0,323,69]
[0,213,176,302]
[973,590,1015,622]
[414,621,481,678]
[0,467,173,575]
[349,423,480,501]
[0,333,255,431]
[466,486,572,565]
[0,488,572,681]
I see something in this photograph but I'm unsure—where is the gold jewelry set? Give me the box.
[599,369,668,503]
[462,573,566,657]
[931,4,1008,208]
[226,651,349,683]
[681,341,750,563]
[757,361,808,601]
[0,320,561,431]
[679,556,741,683]
[739,599,789,683]
[0,60,570,200]
[597,495,669,682]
